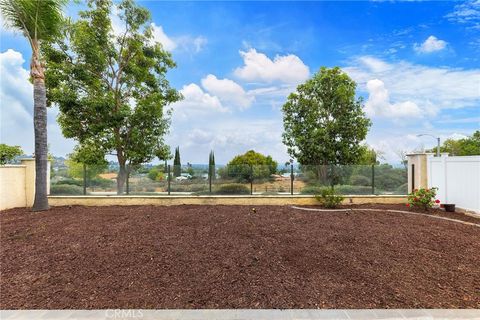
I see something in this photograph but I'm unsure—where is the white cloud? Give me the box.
[201,74,254,110]
[365,79,422,119]
[234,48,309,84]
[167,119,288,164]
[175,35,208,54]
[414,35,447,53]
[358,56,391,72]
[150,23,177,51]
[150,24,207,53]
[110,9,206,54]
[0,49,75,156]
[445,0,480,29]
[171,83,228,120]
[343,56,480,117]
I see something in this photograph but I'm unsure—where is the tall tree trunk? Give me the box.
[31,42,49,211]
[117,163,127,195]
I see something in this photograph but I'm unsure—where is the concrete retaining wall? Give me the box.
[48,195,407,207]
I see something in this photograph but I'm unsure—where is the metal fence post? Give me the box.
[168,165,171,195]
[209,165,212,194]
[83,163,87,195]
[126,170,130,195]
[411,164,415,192]
[250,165,253,195]
[371,164,375,195]
[290,164,294,195]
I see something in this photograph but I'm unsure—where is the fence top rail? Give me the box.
[48,194,408,199]
[429,156,480,162]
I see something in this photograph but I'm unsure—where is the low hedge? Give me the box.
[215,183,250,195]
[350,175,371,186]
[53,179,83,186]
[301,185,373,195]
[50,184,84,195]
[335,185,373,195]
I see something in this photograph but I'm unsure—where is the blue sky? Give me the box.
[1,0,479,164]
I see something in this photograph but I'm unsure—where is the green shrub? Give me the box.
[170,184,208,193]
[395,183,408,195]
[315,188,344,208]
[89,177,115,188]
[350,175,370,186]
[407,187,439,210]
[215,183,250,195]
[53,179,83,186]
[302,184,372,195]
[145,186,156,192]
[51,184,84,195]
[147,168,164,181]
[300,185,325,195]
[335,185,372,195]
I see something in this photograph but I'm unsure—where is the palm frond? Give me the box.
[0,0,67,42]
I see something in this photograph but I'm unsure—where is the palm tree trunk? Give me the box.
[31,43,49,211]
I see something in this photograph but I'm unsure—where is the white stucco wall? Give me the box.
[0,158,50,211]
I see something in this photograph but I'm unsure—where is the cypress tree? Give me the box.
[209,150,215,180]
[173,146,181,177]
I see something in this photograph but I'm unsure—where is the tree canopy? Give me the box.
[0,144,23,165]
[223,150,278,182]
[66,143,108,180]
[43,0,181,194]
[428,131,480,156]
[357,145,384,165]
[282,67,371,166]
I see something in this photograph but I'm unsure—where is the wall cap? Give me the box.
[0,165,27,168]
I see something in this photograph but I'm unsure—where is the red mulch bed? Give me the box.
[1,205,479,309]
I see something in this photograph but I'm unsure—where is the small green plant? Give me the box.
[406,187,439,210]
[315,187,344,208]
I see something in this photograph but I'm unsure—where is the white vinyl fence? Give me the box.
[427,155,480,213]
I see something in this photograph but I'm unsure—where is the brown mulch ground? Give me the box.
[1,205,479,309]
[318,203,480,224]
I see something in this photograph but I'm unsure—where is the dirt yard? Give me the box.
[1,205,479,309]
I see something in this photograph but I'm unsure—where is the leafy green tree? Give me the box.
[173,146,181,177]
[428,131,480,156]
[155,144,172,173]
[282,67,371,166]
[357,145,384,165]
[0,144,23,165]
[66,143,108,180]
[43,0,181,194]
[208,150,215,180]
[0,0,67,210]
[147,167,164,181]
[225,150,278,182]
